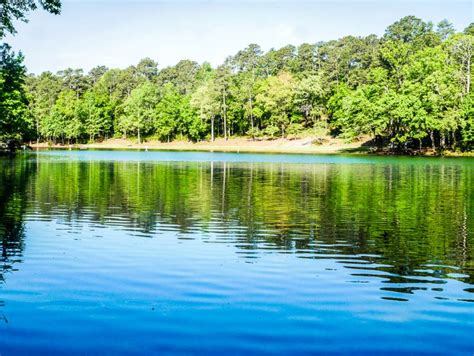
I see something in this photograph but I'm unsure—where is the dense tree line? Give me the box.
[2,16,474,151]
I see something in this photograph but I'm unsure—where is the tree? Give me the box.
[119,81,159,144]
[318,36,377,88]
[447,34,473,95]
[384,16,433,44]
[25,71,62,141]
[79,89,113,141]
[232,44,263,131]
[261,45,296,76]
[0,0,61,38]
[0,44,31,141]
[157,60,200,95]
[436,20,455,41]
[293,43,319,74]
[464,23,474,36]
[57,68,90,97]
[136,58,158,81]
[215,63,232,140]
[42,90,81,143]
[191,80,219,142]
[88,66,109,85]
[255,72,296,138]
[460,92,474,148]
[6,15,474,152]
[379,40,412,89]
[293,74,325,127]
[154,83,180,142]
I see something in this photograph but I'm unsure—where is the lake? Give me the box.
[0,150,473,354]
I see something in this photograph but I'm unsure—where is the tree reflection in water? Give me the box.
[0,154,473,299]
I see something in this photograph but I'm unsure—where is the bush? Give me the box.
[286,123,304,139]
[263,125,280,139]
[246,127,263,140]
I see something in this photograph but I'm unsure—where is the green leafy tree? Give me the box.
[154,83,181,142]
[7,14,474,152]
[0,0,61,38]
[191,80,219,141]
[42,89,81,143]
[0,44,31,141]
[255,72,297,138]
[231,44,263,131]
[436,20,455,41]
[118,81,158,144]
[293,74,326,127]
[215,63,233,140]
[79,89,113,141]
[136,58,159,82]
[157,60,200,95]
[26,71,62,140]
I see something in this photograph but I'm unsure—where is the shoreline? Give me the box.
[29,137,473,157]
[30,137,369,155]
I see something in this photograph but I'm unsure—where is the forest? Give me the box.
[1,15,473,152]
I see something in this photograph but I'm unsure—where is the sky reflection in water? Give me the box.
[0,150,473,354]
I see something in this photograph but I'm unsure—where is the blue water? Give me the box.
[36,148,470,165]
[0,150,473,354]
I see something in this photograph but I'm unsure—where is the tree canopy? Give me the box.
[0,0,62,38]
[2,15,474,152]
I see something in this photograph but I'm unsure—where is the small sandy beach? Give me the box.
[31,137,370,154]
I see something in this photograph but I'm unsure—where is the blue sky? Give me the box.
[4,0,473,74]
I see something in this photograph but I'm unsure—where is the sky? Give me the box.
[4,0,473,74]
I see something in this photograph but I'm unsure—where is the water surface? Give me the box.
[0,150,473,354]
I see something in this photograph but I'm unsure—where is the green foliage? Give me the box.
[255,72,296,137]
[154,83,200,142]
[118,81,159,143]
[191,80,220,141]
[0,0,61,38]
[294,74,325,125]
[0,44,31,141]
[12,16,473,152]
[263,125,280,139]
[41,90,81,142]
[79,89,113,141]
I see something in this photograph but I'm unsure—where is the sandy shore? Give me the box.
[30,137,473,156]
[31,137,369,154]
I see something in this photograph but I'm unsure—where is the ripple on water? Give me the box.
[0,152,473,353]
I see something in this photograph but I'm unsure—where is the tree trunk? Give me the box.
[467,75,471,95]
[249,96,254,132]
[211,117,215,142]
[440,132,446,149]
[430,130,436,151]
[223,88,227,141]
[36,116,39,145]
[467,55,471,94]
[137,128,141,144]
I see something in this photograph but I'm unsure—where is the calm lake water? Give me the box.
[0,150,473,354]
